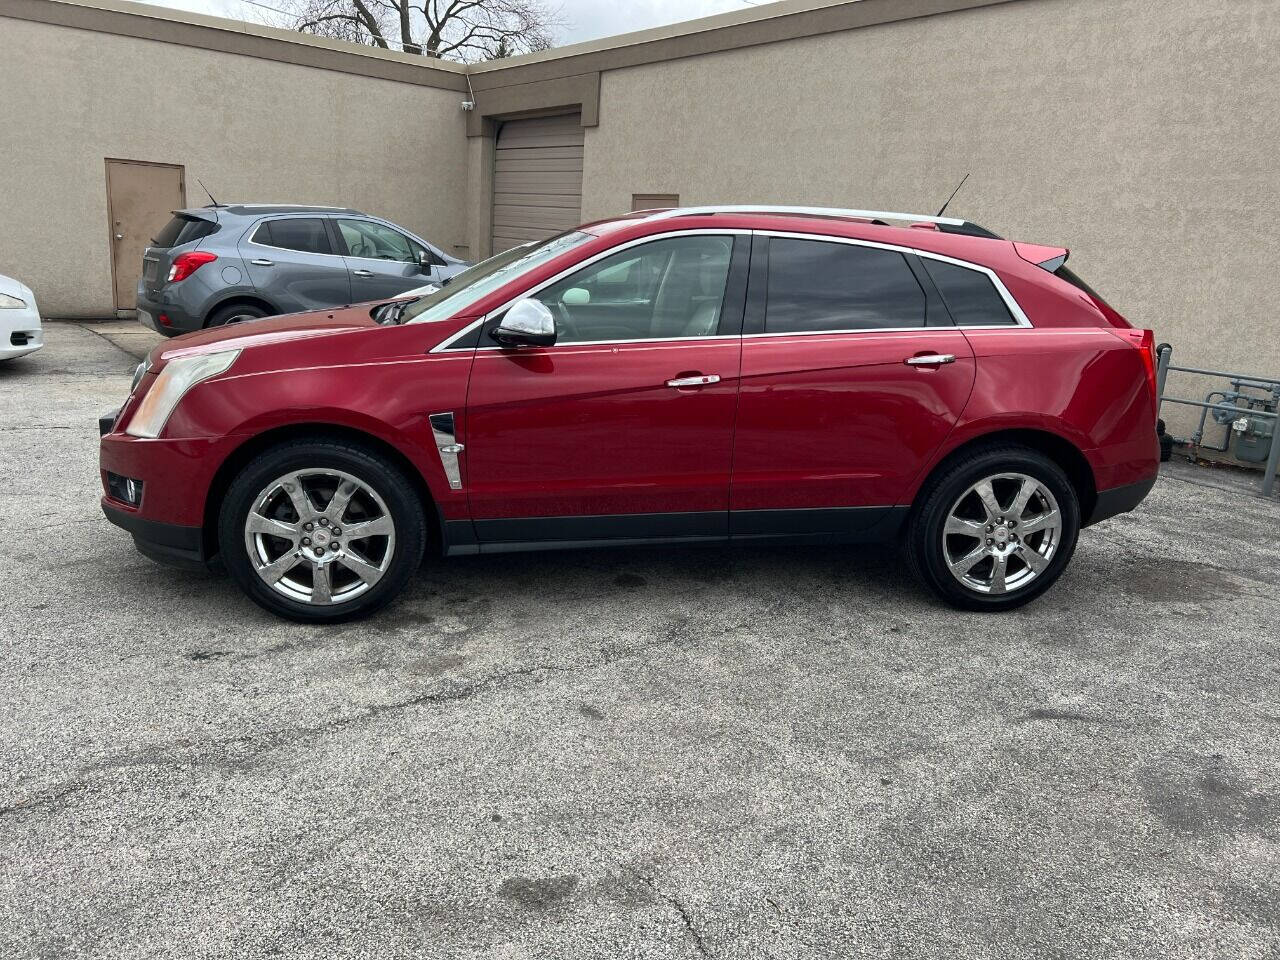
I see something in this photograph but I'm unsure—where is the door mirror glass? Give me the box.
[492,298,557,347]
[561,287,590,306]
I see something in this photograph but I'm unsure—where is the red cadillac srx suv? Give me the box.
[99,206,1160,622]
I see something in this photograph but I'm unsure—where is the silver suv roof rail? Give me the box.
[644,204,967,226]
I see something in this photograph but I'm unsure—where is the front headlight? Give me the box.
[126,350,239,438]
[0,293,26,309]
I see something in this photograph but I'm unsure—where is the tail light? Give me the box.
[1116,328,1158,411]
[167,251,217,283]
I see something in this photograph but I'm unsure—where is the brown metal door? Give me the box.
[491,113,583,254]
[105,159,185,311]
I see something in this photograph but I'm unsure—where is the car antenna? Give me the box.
[936,173,970,217]
[197,178,222,208]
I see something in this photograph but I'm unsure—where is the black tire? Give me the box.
[218,439,427,623]
[905,444,1081,612]
[1157,419,1173,462]
[206,303,269,327]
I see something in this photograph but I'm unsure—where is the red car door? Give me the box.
[463,232,750,545]
[730,233,977,537]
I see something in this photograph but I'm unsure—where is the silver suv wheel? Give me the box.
[942,472,1062,595]
[243,468,396,606]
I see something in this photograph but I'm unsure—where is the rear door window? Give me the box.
[254,218,333,255]
[764,238,926,333]
[921,258,1017,326]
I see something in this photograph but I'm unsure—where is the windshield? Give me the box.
[403,231,595,324]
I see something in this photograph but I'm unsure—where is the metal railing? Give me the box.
[1155,344,1280,497]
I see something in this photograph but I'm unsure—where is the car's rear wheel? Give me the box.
[218,440,426,622]
[207,303,269,327]
[906,444,1080,612]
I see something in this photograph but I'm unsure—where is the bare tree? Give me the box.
[273,0,564,61]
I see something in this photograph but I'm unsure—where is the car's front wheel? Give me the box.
[906,444,1081,612]
[218,439,426,622]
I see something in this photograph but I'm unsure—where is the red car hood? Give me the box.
[149,305,378,369]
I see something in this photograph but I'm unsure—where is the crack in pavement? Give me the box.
[27,517,100,533]
[534,805,718,957]
[0,782,91,822]
[0,623,693,821]
[631,870,713,958]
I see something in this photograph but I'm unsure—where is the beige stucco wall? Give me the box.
[581,0,1280,438]
[4,0,1279,448]
[0,15,469,317]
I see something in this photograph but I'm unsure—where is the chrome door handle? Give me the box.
[250,258,274,266]
[352,269,374,277]
[905,354,956,366]
[666,374,721,388]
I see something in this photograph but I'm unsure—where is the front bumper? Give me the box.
[0,303,43,359]
[102,499,208,568]
[100,429,234,526]
[99,419,247,567]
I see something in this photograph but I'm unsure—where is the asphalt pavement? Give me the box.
[1,321,1277,959]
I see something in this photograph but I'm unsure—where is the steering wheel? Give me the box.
[552,298,580,341]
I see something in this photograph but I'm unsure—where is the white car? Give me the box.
[0,273,43,360]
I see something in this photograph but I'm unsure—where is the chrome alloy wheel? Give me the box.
[942,472,1062,596]
[243,469,396,606]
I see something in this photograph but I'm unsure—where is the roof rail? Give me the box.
[645,205,964,226]
[644,204,1004,239]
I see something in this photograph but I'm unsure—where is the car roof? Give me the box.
[179,204,367,217]
[591,205,1000,237]
[582,206,1016,268]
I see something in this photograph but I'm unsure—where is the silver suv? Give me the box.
[135,205,469,335]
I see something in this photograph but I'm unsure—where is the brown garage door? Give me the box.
[491,113,583,254]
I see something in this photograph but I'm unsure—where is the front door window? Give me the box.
[529,234,734,343]
[337,219,416,262]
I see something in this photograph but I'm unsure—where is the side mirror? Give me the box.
[418,249,443,273]
[492,298,556,348]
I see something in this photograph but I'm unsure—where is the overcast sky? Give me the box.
[135,0,766,47]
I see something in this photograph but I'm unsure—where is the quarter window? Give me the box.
[533,235,734,344]
[254,218,332,255]
[921,258,1017,326]
[764,238,926,333]
[337,219,417,262]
